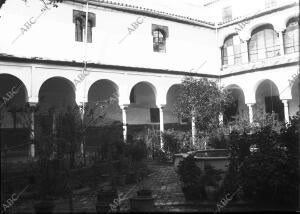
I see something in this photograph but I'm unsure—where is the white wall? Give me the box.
[0,0,218,75]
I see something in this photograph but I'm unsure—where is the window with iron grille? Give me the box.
[73,10,95,43]
[152,24,168,53]
[150,108,160,123]
[221,34,241,66]
[248,25,280,62]
[284,17,299,54]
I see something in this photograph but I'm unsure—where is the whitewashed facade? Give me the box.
[0,0,299,153]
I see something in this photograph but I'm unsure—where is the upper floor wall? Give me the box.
[0,0,219,75]
[204,0,297,23]
[217,3,299,75]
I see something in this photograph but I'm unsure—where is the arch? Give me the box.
[283,12,300,27]
[0,74,29,106]
[88,79,119,101]
[38,77,76,114]
[0,74,29,129]
[87,79,121,126]
[221,34,242,66]
[165,84,182,124]
[248,24,280,62]
[242,19,276,40]
[283,16,299,54]
[254,79,284,121]
[166,84,182,107]
[129,81,157,105]
[127,81,157,125]
[224,84,247,122]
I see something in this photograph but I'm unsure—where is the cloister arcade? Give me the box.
[0,67,299,159]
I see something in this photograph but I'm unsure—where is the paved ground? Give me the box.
[8,161,200,213]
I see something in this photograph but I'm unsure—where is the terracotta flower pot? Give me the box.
[130,190,155,212]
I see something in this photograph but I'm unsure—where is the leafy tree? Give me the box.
[173,76,232,133]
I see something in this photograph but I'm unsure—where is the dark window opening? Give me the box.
[73,10,95,43]
[265,96,284,121]
[153,29,166,52]
[150,108,160,123]
[224,99,238,124]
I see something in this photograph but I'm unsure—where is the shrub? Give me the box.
[153,148,168,163]
[222,113,299,209]
[178,155,202,200]
[126,139,147,162]
[162,131,180,156]
[178,155,223,201]
[207,131,229,149]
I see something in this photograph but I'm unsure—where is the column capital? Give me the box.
[26,102,38,112]
[120,104,129,110]
[281,99,290,105]
[159,104,166,109]
[28,96,38,104]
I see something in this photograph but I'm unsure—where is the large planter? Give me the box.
[96,186,118,213]
[174,151,230,172]
[130,190,155,212]
[34,199,55,214]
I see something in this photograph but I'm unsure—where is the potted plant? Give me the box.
[129,179,155,212]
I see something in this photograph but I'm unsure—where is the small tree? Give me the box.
[173,76,232,136]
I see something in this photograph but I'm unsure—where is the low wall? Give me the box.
[174,151,230,172]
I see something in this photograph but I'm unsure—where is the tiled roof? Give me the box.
[77,0,297,29]
[73,0,216,28]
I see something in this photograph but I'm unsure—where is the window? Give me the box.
[283,17,299,54]
[152,24,168,53]
[150,108,160,123]
[221,34,241,66]
[153,29,166,52]
[222,6,232,22]
[75,18,84,42]
[265,0,277,8]
[73,10,95,43]
[248,25,280,62]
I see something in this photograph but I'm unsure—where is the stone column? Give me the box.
[277,30,285,56]
[241,41,249,64]
[79,102,86,156]
[219,113,223,125]
[282,99,290,123]
[28,102,37,158]
[191,111,196,146]
[159,105,165,149]
[120,105,128,142]
[247,103,254,124]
